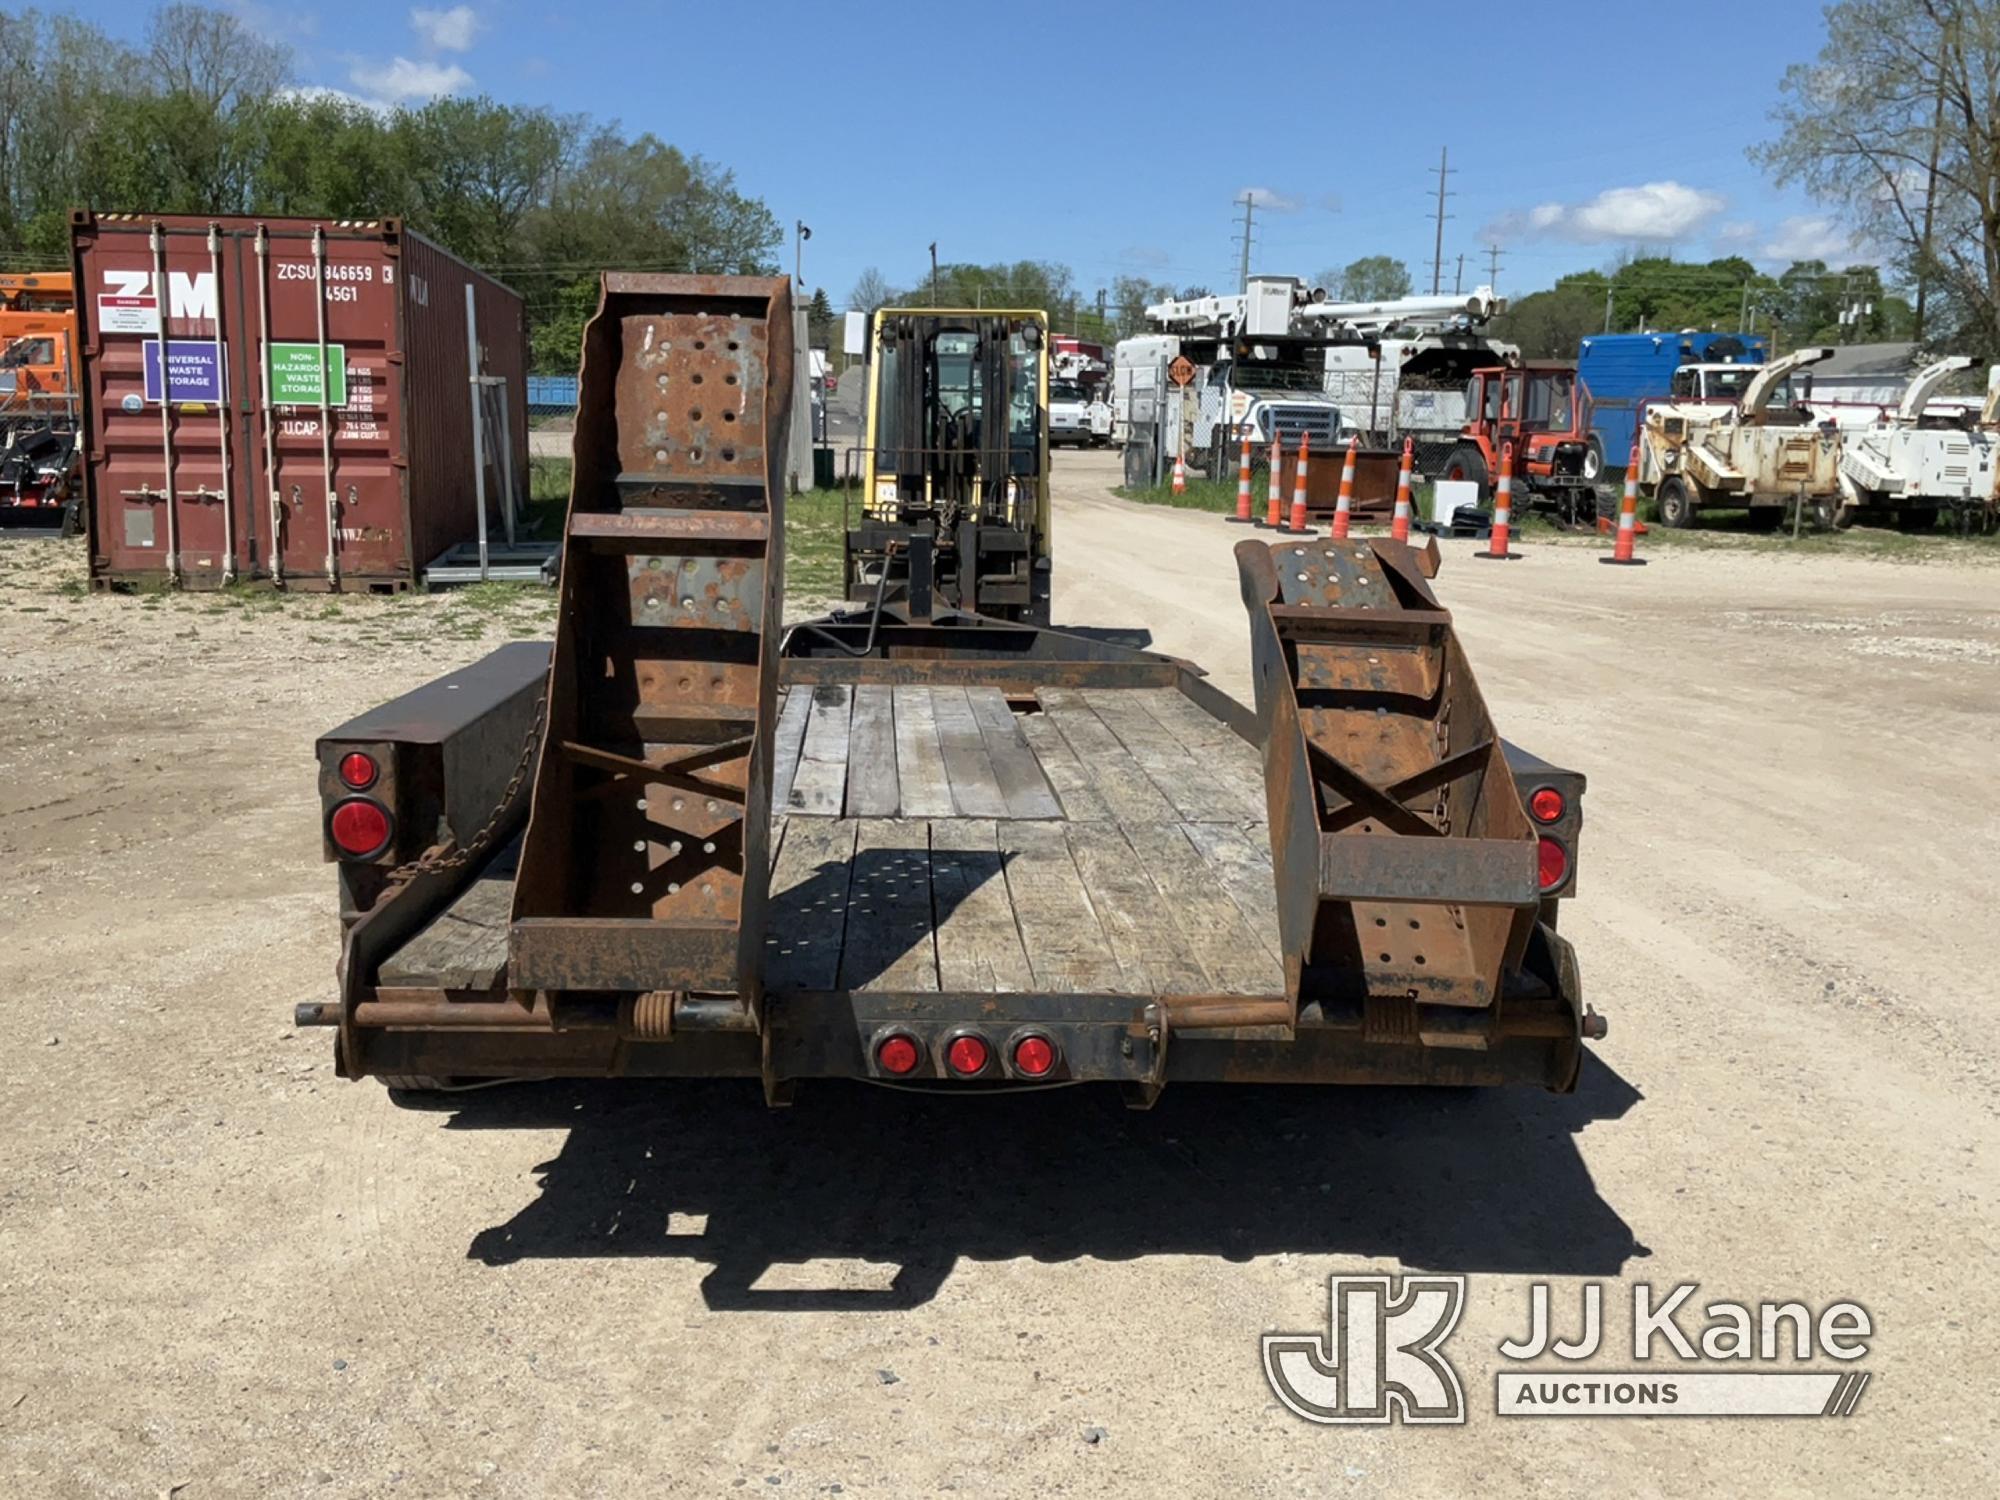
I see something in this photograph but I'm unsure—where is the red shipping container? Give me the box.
[71,211,527,590]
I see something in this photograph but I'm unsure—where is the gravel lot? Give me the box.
[2,450,1995,1496]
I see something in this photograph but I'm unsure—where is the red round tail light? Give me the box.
[338,750,379,790]
[945,1034,991,1077]
[1012,1034,1057,1078]
[1537,835,1569,891]
[329,798,392,859]
[875,1034,920,1076]
[1529,786,1565,823]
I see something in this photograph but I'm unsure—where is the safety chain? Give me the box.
[385,691,547,883]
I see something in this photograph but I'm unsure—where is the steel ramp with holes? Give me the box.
[1236,534,1540,1046]
[510,273,794,1005]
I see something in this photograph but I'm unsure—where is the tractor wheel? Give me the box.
[1582,434,1606,482]
[1440,445,1489,498]
[1656,476,1697,529]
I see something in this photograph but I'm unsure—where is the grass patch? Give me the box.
[1113,477,1244,514]
[788,487,849,604]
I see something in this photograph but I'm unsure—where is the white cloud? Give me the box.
[349,55,473,102]
[411,5,480,52]
[276,83,386,112]
[1760,215,1857,263]
[1240,186,1299,212]
[1488,181,1726,245]
[1714,220,1760,247]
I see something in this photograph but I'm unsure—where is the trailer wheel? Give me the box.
[378,1075,451,1096]
[1655,476,1697,529]
[1440,445,1488,497]
[1581,434,1605,482]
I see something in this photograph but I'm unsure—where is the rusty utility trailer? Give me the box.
[299,274,1599,1101]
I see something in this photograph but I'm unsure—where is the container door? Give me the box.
[81,227,244,584]
[252,226,405,587]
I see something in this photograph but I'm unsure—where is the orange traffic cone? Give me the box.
[1229,431,1254,523]
[1600,442,1648,566]
[1262,437,1283,528]
[1476,441,1522,560]
[1171,451,1187,496]
[1282,432,1315,535]
[1390,437,1415,543]
[1330,435,1359,539]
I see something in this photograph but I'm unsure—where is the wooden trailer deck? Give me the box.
[380,685,1286,1001]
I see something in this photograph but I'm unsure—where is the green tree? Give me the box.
[1317,255,1413,302]
[1755,0,1999,352]
[807,286,834,350]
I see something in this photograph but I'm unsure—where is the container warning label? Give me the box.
[99,294,159,335]
[267,342,348,406]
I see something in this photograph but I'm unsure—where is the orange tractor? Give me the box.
[1439,361,1603,527]
[0,271,82,531]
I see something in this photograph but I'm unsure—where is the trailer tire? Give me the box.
[1581,434,1605,482]
[1440,445,1488,498]
[1656,476,1697,529]
[378,1075,451,1096]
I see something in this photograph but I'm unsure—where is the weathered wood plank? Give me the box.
[1034,689,1179,826]
[379,839,520,990]
[929,819,1035,992]
[768,685,812,814]
[891,685,954,817]
[1063,822,1207,995]
[1120,821,1283,994]
[787,683,852,816]
[1182,820,1285,967]
[764,817,857,992]
[1017,710,1112,821]
[932,687,1010,817]
[844,684,900,817]
[967,687,1065,819]
[1133,688,1267,814]
[1082,686,1260,824]
[996,819,1127,993]
[840,819,939,992]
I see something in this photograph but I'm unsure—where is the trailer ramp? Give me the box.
[1237,534,1541,1048]
[510,274,793,1006]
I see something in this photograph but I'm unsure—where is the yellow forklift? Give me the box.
[846,308,1052,624]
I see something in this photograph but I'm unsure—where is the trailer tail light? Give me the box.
[945,1034,991,1077]
[875,1034,920,1076]
[337,750,379,790]
[1537,835,1569,892]
[1012,1034,1057,1078]
[328,799,393,860]
[1529,786,1565,823]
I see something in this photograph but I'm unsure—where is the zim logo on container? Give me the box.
[1263,1275,1467,1425]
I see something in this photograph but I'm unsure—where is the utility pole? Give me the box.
[1454,254,1464,295]
[1428,147,1455,295]
[1738,281,1751,331]
[1484,244,1503,294]
[1603,284,1614,333]
[1234,192,1257,294]
[794,220,811,288]
[928,242,939,305]
[1095,287,1107,335]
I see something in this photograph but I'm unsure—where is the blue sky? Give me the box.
[101,0,1852,304]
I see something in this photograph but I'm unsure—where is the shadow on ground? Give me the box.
[455,1056,1646,1309]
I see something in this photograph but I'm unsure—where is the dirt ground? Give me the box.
[3,449,1996,1497]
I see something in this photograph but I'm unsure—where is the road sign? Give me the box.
[1168,355,1195,387]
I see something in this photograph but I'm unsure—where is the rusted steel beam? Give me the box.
[511,274,793,1011]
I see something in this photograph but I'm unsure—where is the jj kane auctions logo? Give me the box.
[1264,1276,1873,1423]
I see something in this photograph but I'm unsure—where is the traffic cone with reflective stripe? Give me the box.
[1476,441,1522,559]
[1282,432,1315,535]
[1228,430,1255,523]
[1171,451,1186,496]
[1600,443,1648,566]
[1330,435,1359,539]
[1390,437,1415,543]
[1262,437,1284,528]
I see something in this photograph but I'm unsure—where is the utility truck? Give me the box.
[297,272,1603,1107]
[1638,346,1841,529]
[1834,356,1999,533]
